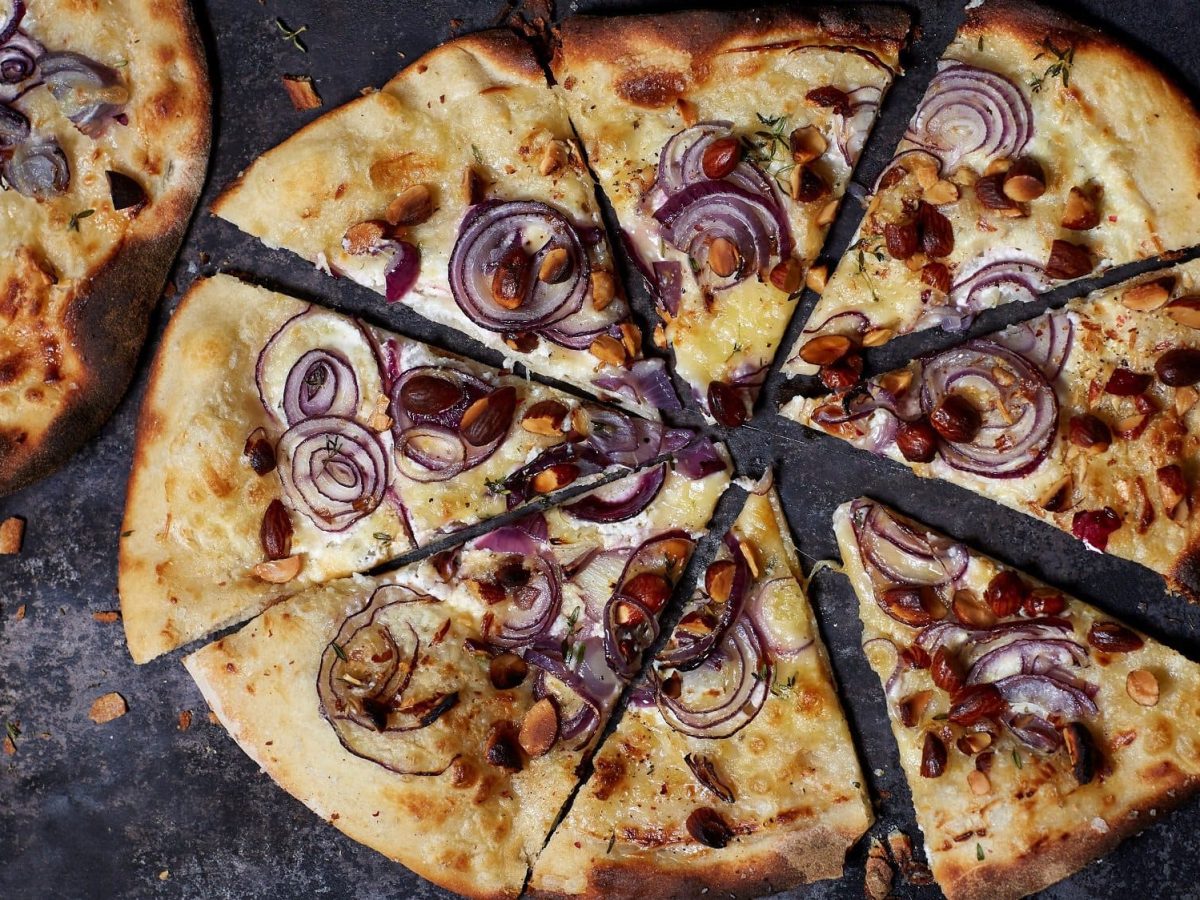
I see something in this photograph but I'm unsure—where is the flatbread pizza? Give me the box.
[184,460,730,899]
[120,274,710,663]
[785,0,1200,381]
[837,497,1200,900]
[213,29,675,418]
[0,0,209,493]
[530,484,872,899]
[552,6,909,425]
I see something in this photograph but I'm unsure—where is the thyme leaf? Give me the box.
[331,642,348,661]
[68,209,94,231]
[276,18,309,53]
[1029,37,1074,92]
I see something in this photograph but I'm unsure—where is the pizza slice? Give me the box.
[212,29,675,419]
[529,482,872,899]
[552,6,909,425]
[836,497,1200,900]
[183,460,730,899]
[120,274,718,663]
[0,0,209,493]
[785,0,1200,380]
[783,258,1200,599]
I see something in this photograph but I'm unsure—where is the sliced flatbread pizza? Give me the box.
[785,0,1200,379]
[0,0,209,493]
[530,484,871,899]
[836,497,1200,900]
[552,6,908,425]
[783,258,1200,600]
[120,273,712,663]
[212,29,674,418]
[183,460,730,899]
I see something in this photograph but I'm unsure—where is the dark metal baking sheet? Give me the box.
[3,1,1200,897]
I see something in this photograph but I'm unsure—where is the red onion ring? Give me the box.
[277,416,389,532]
[837,85,882,165]
[592,358,681,412]
[746,577,815,658]
[994,309,1074,381]
[562,464,665,524]
[654,621,770,739]
[656,532,748,671]
[492,557,563,649]
[918,340,1058,479]
[392,424,466,483]
[966,638,1089,685]
[915,617,1073,655]
[852,500,968,586]
[0,1,25,47]
[448,199,590,333]
[526,642,604,748]
[40,50,127,137]
[905,62,1032,169]
[994,673,1098,720]
[384,240,420,303]
[282,349,359,425]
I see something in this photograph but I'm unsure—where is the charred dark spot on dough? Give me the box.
[591,754,627,800]
[614,68,688,108]
[0,353,27,386]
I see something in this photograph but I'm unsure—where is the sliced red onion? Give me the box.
[1003,712,1062,753]
[384,241,420,303]
[492,557,562,649]
[592,358,681,412]
[392,424,465,483]
[0,37,36,86]
[994,310,1074,381]
[472,512,549,555]
[0,100,26,145]
[40,51,127,137]
[655,121,734,194]
[837,85,882,165]
[3,140,67,198]
[994,673,1098,720]
[871,148,941,193]
[277,416,389,532]
[854,501,967,586]
[918,340,1058,478]
[542,301,625,351]
[655,622,770,739]
[862,636,906,707]
[562,464,665,523]
[656,533,748,671]
[526,643,604,748]
[747,578,814,658]
[0,1,24,46]
[904,62,1032,170]
[966,639,1089,685]
[603,592,661,680]
[801,309,872,337]
[944,256,1052,329]
[673,436,728,480]
[448,199,590,333]
[915,617,1074,656]
[257,308,383,426]
[654,180,791,290]
[389,365,488,430]
[282,350,359,425]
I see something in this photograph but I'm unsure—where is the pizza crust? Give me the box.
[0,0,210,494]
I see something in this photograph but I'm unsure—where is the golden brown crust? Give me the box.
[939,768,1200,900]
[0,0,210,494]
[528,824,862,900]
[553,5,909,94]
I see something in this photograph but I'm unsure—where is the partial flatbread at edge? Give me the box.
[530,485,871,899]
[184,462,730,900]
[120,274,704,663]
[552,6,908,422]
[836,498,1200,900]
[0,0,209,493]
[213,29,675,418]
[786,0,1200,376]
[783,258,1200,600]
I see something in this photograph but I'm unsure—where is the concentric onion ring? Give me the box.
[40,51,128,137]
[918,339,1058,479]
[282,350,359,425]
[994,310,1074,381]
[277,416,389,531]
[491,556,563,649]
[655,621,770,739]
[905,62,1033,169]
[448,199,592,333]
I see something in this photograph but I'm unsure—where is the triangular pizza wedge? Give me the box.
[212,29,676,418]
[783,258,1200,599]
[529,483,872,899]
[183,460,730,899]
[785,0,1200,380]
[551,6,908,425]
[120,274,715,663]
[835,497,1200,900]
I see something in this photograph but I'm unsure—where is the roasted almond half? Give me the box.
[1166,295,1200,329]
[253,554,303,583]
[518,698,559,757]
[1122,279,1173,312]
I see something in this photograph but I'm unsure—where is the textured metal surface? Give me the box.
[3,1,1200,898]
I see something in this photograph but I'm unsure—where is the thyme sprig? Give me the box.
[1029,37,1075,92]
[276,18,309,53]
[741,112,796,193]
[848,238,886,302]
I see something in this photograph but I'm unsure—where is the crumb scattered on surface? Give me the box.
[281,75,322,110]
[178,710,192,731]
[158,870,169,881]
[89,692,128,724]
[92,610,120,623]
[15,604,25,621]
[887,828,934,885]
[0,516,25,554]
[865,836,894,900]
[207,711,219,725]
[2,737,14,756]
